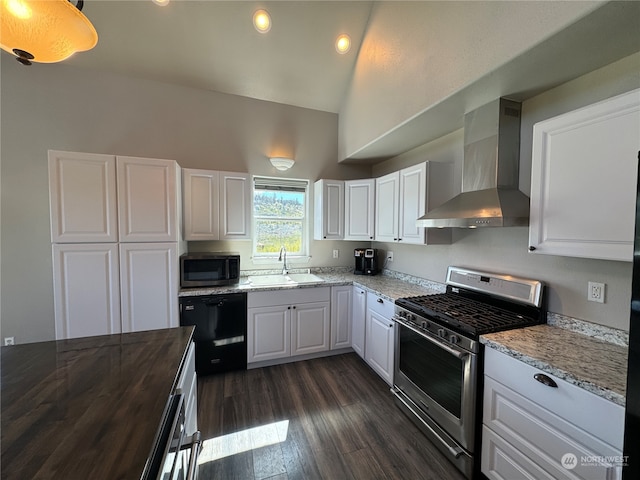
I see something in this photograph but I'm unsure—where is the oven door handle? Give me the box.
[184,431,202,480]
[391,387,464,459]
[394,317,468,359]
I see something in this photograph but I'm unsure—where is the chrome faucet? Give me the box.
[278,246,288,274]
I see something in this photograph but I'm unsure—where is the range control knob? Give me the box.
[421,320,428,329]
[438,328,446,338]
[449,335,460,345]
[398,310,406,318]
[406,313,415,322]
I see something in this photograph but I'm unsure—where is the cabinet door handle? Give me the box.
[377,298,383,303]
[534,373,558,388]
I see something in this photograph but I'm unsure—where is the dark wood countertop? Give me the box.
[1,327,194,480]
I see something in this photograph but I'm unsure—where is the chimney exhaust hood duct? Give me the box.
[417,98,530,228]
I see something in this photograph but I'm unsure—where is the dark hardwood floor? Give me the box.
[196,353,466,480]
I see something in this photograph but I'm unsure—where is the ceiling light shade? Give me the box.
[253,9,271,33]
[335,34,351,54]
[0,0,98,65]
[152,0,170,6]
[270,157,295,171]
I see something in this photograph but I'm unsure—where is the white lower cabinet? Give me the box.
[351,286,366,359]
[52,243,122,340]
[119,243,179,333]
[482,348,624,480]
[330,286,352,350]
[247,287,330,364]
[364,292,395,385]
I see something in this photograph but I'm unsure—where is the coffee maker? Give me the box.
[354,248,379,275]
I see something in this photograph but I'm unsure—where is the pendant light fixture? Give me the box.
[0,0,98,66]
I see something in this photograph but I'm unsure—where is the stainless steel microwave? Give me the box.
[180,253,240,288]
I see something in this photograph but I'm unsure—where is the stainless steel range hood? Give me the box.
[417,98,530,228]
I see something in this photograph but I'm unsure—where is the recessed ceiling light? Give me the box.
[253,9,271,33]
[335,34,351,54]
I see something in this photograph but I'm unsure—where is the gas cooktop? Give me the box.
[395,267,546,337]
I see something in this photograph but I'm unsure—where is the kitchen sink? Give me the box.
[247,273,324,287]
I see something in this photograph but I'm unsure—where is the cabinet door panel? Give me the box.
[365,308,394,385]
[183,168,219,240]
[398,163,427,244]
[220,171,251,240]
[248,306,290,362]
[52,244,121,339]
[314,179,344,240]
[117,156,178,242]
[330,286,352,350]
[119,243,179,333]
[351,287,366,358]
[344,179,375,241]
[49,151,117,243]
[291,302,330,355]
[529,89,640,261]
[375,172,399,242]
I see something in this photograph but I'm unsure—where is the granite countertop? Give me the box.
[179,270,445,301]
[0,327,194,480]
[481,324,628,407]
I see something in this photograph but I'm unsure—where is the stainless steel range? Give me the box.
[392,266,545,479]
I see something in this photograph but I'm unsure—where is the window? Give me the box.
[253,177,309,258]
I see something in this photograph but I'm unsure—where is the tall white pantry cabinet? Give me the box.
[49,150,182,340]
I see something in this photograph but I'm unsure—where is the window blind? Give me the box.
[253,176,308,192]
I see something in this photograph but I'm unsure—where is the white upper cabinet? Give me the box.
[314,179,344,240]
[219,171,252,240]
[375,162,452,245]
[117,156,180,243]
[529,89,640,262]
[182,168,220,241]
[344,179,375,241]
[374,171,400,242]
[49,150,118,243]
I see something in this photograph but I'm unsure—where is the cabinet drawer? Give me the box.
[366,292,394,318]
[483,376,621,480]
[484,348,624,450]
[248,287,330,308]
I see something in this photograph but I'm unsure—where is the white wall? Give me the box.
[0,57,369,344]
[372,52,640,331]
[338,0,602,160]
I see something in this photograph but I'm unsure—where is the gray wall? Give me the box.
[372,52,640,331]
[0,57,369,344]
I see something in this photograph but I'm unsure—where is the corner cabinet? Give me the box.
[375,162,453,245]
[183,169,251,241]
[365,292,395,385]
[313,179,344,240]
[482,348,624,480]
[344,179,375,241]
[529,89,640,262]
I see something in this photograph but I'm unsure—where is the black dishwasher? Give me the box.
[179,293,247,375]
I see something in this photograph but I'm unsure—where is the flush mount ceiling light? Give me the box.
[335,34,351,54]
[270,157,295,171]
[0,0,98,66]
[253,9,271,33]
[152,0,170,6]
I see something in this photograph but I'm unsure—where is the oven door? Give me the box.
[392,318,477,453]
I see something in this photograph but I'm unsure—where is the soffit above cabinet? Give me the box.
[341,1,640,163]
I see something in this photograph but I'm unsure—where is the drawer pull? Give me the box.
[534,373,558,388]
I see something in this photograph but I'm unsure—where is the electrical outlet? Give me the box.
[4,337,15,346]
[387,251,394,262]
[332,249,339,259]
[588,282,605,303]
